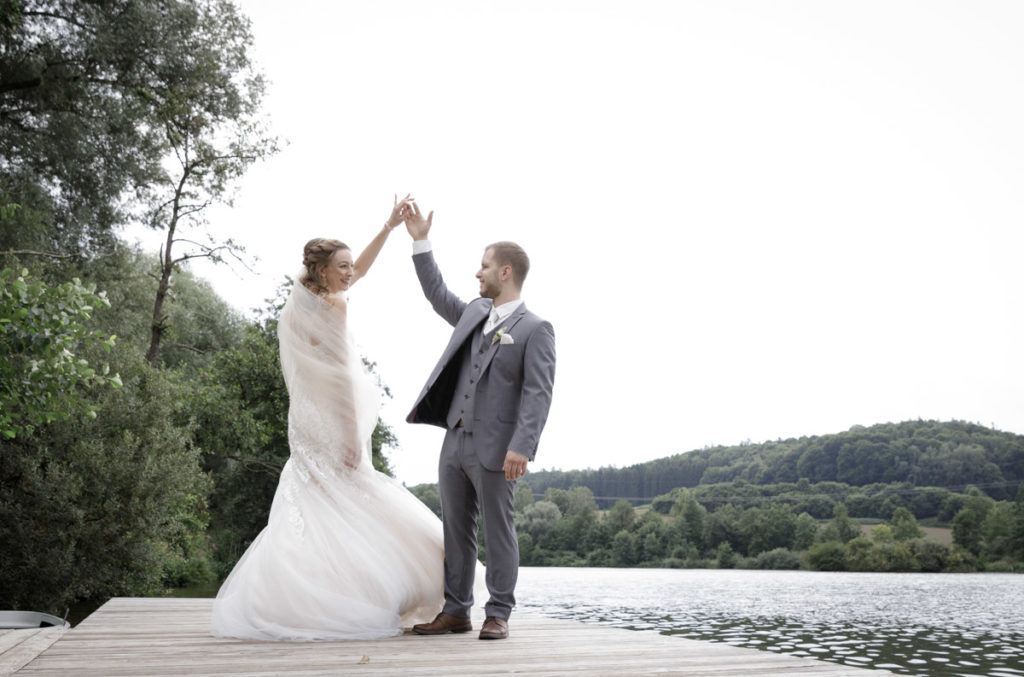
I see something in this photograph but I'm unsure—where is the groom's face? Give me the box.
[476,248,502,300]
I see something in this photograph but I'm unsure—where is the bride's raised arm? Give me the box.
[351,194,414,285]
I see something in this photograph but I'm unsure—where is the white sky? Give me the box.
[128,0,1024,487]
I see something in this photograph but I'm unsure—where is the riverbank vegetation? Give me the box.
[408,474,1024,574]
[452,419,1023,573]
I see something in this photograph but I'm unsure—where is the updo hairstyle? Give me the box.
[300,238,350,295]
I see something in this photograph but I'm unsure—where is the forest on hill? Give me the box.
[520,420,1024,508]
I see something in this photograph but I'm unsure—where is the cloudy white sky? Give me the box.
[129,0,1024,487]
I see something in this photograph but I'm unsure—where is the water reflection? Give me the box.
[516,568,1024,677]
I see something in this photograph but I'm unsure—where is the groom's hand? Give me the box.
[404,201,433,240]
[503,451,528,481]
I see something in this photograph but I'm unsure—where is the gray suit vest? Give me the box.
[445,327,498,431]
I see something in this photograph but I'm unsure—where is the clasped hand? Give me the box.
[386,193,433,240]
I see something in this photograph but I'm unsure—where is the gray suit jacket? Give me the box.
[406,251,556,471]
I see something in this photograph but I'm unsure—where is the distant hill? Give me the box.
[523,420,1024,507]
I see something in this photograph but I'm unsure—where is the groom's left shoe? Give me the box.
[478,616,508,640]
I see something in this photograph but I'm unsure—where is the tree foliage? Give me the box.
[139,0,277,364]
[0,265,121,438]
[405,475,1024,573]
[1,0,274,257]
[0,347,210,612]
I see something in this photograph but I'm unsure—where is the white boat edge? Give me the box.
[0,610,70,629]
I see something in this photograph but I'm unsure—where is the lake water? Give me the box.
[515,568,1024,677]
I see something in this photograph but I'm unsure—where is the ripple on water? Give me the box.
[516,568,1024,677]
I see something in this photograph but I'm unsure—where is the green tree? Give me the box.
[2,1,164,253]
[0,266,121,438]
[715,542,737,569]
[828,503,860,544]
[980,502,1015,562]
[520,501,562,540]
[844,537,878,571]
[871,525,895,543]
[706,504,743,552]
[805,541,846,571]
[877,541,917,572]
[559,486,598,516]
[741,503,796,556]
[611,530,638,566]
[753,548,802,570]
[1012,484,1024,561]
[911,539,950,573]
[410,485,442,519]
[3,0,273,262]
[952,490,993,556]
[0,349,210,612]
[890,506,924,541]
[635,511,668,562]
[139,0,277,364]
[514,484,536,513]
[517,532,537,566]
[792,512,819,551]
[670,489,707,551]
[604,499,636,534]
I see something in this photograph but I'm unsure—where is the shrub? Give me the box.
[805,541,846,571]
[754,548,803,570]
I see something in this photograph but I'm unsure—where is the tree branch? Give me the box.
[163,342,205,355]
[1,249,80,259]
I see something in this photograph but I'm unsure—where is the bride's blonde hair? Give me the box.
[300,238,349,295]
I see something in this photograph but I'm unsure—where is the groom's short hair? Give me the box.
[487,241,530,289]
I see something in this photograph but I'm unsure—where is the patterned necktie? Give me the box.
[484,308,499,335]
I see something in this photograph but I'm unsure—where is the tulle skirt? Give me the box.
[211,459,444,641]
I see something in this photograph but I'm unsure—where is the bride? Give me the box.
[211,197,444,640]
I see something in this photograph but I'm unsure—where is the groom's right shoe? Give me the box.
[412,612,473,635]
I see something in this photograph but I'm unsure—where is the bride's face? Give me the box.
[322,248,355,294]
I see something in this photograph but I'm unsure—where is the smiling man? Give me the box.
[403,201,556,641]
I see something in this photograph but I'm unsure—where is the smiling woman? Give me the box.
[210,198,447,641]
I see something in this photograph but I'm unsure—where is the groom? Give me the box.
[403,202,556,640]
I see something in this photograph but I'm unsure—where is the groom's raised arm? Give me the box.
[405,202,466,326]
[413,248,466,327]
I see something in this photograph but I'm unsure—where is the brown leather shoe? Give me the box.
[478,616,508,640]
[412,612,472,635]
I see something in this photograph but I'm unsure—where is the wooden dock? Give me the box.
[5,598,894,676]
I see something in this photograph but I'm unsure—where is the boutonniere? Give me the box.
[493,327,514,345]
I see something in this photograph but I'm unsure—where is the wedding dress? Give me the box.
[211,282,444,640]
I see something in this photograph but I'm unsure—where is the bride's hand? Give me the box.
[404,200,433,240]
[386,193,414,230]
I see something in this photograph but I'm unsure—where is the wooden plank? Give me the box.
[13,598,894,676]
[0,628,65,677]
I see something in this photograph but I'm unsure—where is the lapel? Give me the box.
[477,303,527,375]
[438,302,490,370]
